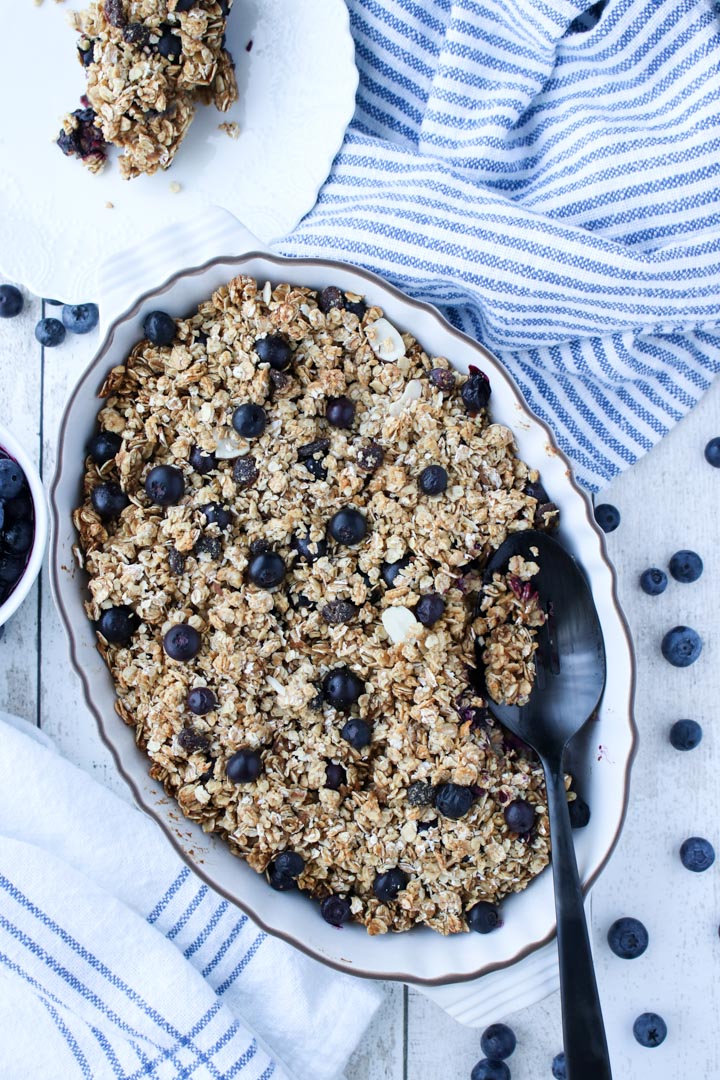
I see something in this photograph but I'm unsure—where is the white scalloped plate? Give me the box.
[0,0,357,302]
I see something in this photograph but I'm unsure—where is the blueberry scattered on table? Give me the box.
[143,310,176,346]
[551,1052,566,1079]
[247,551,286,589]
[633,1012,667,1048]
[503,799,535,834]
[418,464,448,496]
[327,507,367,546]
[35,318,66,347]
[467,901,502,934]
[594,502,620,533]
[607,916,649,959]
[163,622,201,661]
[568,795,591,828]
[0,285,23,319]
[187,687,217,715]
[680,836,715,872]
[415,592,445,627]
[190,445,218,475]
[704,437,720,467]
[470,1060,510,1080]
[91,481,129,519]
[232,403,268,439]
[226,748,263,784]
[87,430,122,466]
[480,1023,516,1061]
[668,549,703,583]
[268,851,305,891]
[326,395,355,428]
[373,868,409,903]
[639,567,667,595]
[669,718,702,751]
[461,367,491,413]
[661,625,702,667]
[434,783,475,819]
[62,303,99,334]
[254,333,292,371]
[323,667,364,710]
[96,605,138,644]
[341,717,372,749]
[320,895,352,926]
[145,464,185,506]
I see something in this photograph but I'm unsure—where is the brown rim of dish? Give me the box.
[50,251,638,986]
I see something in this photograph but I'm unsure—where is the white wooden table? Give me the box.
[2,287,719,1079]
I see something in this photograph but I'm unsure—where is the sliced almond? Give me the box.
[365,317,406,362]
[388,379,422,417]
[214,436,244,459]
[382,605,420,644]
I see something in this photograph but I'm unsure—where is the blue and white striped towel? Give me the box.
[281,0,720,491]
[0,714,382,1080]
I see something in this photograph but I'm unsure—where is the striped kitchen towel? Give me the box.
[0,713,382,1080]
[281,0,720,491]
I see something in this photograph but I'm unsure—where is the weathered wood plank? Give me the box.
[346,983,406,1080]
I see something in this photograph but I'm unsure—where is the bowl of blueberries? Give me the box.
[0,422,48,626]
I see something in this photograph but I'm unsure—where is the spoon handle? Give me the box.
[542,754,613,1080]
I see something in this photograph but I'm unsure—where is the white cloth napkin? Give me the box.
[0,713,383,1080]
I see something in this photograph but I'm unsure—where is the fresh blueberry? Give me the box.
[551,1052,566,1079]
[639,568,667,595]
[0,285,23,318]
[302,457,328,481]
[328,507,367,545]
[3,493,32,523]
[173,0,196,10]
[470,1061,509,1080]
[268,851,305,891]
[568,795,591,828]
[633,1012,667,1048]
[0,554,25,587]
[680,836,715,872]
[163,623,201,661]
[87,430,122,465]
[357,442,384,472]
[323,667,364,710]
[705,437,720,467]
[325,762,347,790]
[407,781,436,807]
[504,799,535,834]
[232,403,267,439]
[177,726,210,754]
[62,303,99,334]
[461,368,491,413]
[607,916,649,959]
[145,464,185,506]
[232,455,259,489]
[669,549,703,583]
[189,445,217,475]
[467,901,501,934]
[35,318,66,347]
[291,532,328,563]
[345,298,367,319]
[326,395,355,429]
[341,717,372,749]
[320,895,352,926]
[0,459,25,501]
[187,687,217,715]
[96,605,138,644]
[381,554,411,587]
[247,551,286,589]
[480,1023,516,1061]
[254,334,292,371]
[226,748,263,783]
[524,479,549,503]
[91,481,129,519]
[317,286,345,313]
[0,503,4,531]
[143,310,176,346]
[415,593,445,627]
[3,520,33,556]
[669,718,702,751]
[321,599,358,625]
[373,868,409,903]
[434,783,475,819]
[418,464,448,496]
[429,367,456,391]
[661,625,702,667]
[198,502,232,531]
[158,31,182,59]
[594,503,620,533]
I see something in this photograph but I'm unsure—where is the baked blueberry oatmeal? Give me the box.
[73,275,564,934]
[57,0,237,177]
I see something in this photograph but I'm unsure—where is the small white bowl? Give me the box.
[0,423,48,627]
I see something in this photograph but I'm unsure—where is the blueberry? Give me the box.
[639,567,667,595]
[461,369,491,413]
[195,536,222,563]
[303,457,328,481]
[35,318,66,347]
[418,464,448,496]
[434,783,475,819]
[187,687,217,715]
[0,285,23,318]
[551,1052,566,1079]
[177,726,210,754]
[328,507,367,546]
[232,403,267,439]
[357,442,384,472]
[247,552,286,589]
[607,916,649,958]
[198,502,232,531]
[341,717,372,749]
[321,599,358,625]
[470,1061,510,1080]
[669,718,702,751]
[480,1023,516,1061]
[226,748,263,783]
[381,554,410,587]
[291,532,328,563]
[0,459,25,500]
[103,0,126,27]
[189,445,217,475]
[680,836,715,872]
[3,493,32,523]
[145,464,185,506]
[254,334,292,371]
[524,479,549,503]
[123,23,151,46]
[317,286,345,313]
[268,851,304,891]
[143,310,176,346]
[62,303,99,334]
[345,298,367,319]
[669,549,703,583]
[428,367,456,391]
[163,623,201,661]
[568,795,591,828]
[633,1012,667,1048]
[174,0,196,10]
[96,606,139,644]
[661,625,702,667]
[0,503,4,531]
[326,395,355,429]
[504,799,535,834]
[705,437,720,467]
[297,438,330,462]
[415,593,445,627]
[594,503,620,533]
[232,455,259,489]
[325,762,347,790]
[323,667,364,710]
[91,481,129,519]
[0,554,25,587]
[373,868,409,903]
[467,901,501,934]
[158,31,182,59]
[87,430,122,465]
[407,781,435,807]
[320,895,352,926]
